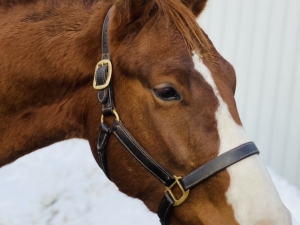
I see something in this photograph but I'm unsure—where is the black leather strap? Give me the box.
[181,142,259,189]
[97,123,111,179]
[96,7,114,176]
[101,7,111,60]
[111,121,175,186]
[95,7,115,116]
[158,192,175,225]
[157,142,259,225]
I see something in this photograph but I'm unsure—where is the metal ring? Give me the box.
[101,109,120,123]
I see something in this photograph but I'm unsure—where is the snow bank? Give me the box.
[0,139,299,225]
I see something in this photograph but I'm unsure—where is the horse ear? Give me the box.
[113,0,155,25]
[111,0,156,43]
[182,0,208,17]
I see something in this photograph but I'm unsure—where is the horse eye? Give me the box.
[153,87,181,101]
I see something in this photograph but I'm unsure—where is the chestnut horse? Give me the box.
[0,0,292,224]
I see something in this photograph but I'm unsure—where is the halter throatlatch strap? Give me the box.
[99,120,175,185]
[94,8,260,225]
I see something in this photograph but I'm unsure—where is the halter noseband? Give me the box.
[94,8,259,225]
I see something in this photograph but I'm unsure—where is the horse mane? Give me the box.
[0,0,37,6]
[0,0,99,8]
[155,0,215,60]
[1,0,215,61]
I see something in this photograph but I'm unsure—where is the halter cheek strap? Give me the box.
[98,120,176,186]
[94,8,260,225]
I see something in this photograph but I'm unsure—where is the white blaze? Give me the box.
[192,53,291,225]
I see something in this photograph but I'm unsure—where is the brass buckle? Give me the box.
[93,59,112,90]
[165,175,190,206]
[101,109,120,123]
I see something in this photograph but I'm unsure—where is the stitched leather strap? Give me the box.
[111,121,175,186]
[158,192,175,225]
[95,7,115,116]
[97,123,111,179]
[96,7,114,176]
[157,142,259,225]
[98,120,175,186]
[181,142,259,189]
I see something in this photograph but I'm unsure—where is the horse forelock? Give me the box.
[109,0,215,65]
[154,0,215,62]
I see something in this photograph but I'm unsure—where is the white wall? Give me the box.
[199,0,300,188]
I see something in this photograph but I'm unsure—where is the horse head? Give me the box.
[86,0,292,224]
[0,0,292,224]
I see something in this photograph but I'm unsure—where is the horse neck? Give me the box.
[0,1,111,166]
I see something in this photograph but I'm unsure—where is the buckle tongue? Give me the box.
[93,59,112,90]
[165,175,190,206]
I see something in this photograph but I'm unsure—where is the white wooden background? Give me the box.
[199,0,300,188]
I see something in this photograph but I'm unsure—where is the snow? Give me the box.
[0,139,299,225]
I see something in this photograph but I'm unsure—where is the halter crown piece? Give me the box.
[93,8,259,225]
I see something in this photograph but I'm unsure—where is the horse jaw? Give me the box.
[192,53,292,225]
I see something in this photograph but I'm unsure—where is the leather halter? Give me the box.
[94,8,259,225]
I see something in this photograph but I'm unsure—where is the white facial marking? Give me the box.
[192,52,291,225]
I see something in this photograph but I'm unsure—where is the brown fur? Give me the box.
[0,0,240,224]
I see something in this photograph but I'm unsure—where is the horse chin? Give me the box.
[168,196,239,225]
[256,217,292,225]
[224,155,292,225]
[170,206,291,225]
